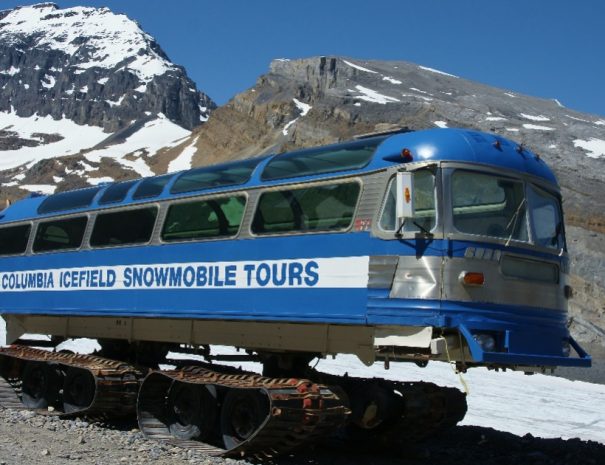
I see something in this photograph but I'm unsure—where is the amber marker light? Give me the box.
[459,271,485,286]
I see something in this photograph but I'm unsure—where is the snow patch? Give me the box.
[552,98,564,107]
[573,138,605,159]
[97,77,109,85]
[595,120,605,126]
[434,121,448,128]
[506,128,520,132]
[351,86,400,104]
[343,60,378,74]
[293,98,311,116]
[85,114,190,177]
[565,115,589,123]
[168,136,200,172]
[504,92,517,98]
[418,65,458,78]
[410,87,430,95]
[106,95,125,107]
[79,85,88,93]
[0,66,20,76]
[0,109,107,171]
[486,116,507,121]
[20,184,56,195]
[523,124,554,131]
[520,113,550,122]
[87,176,114,185]
[282,99,313,135]
[41,74,55,89]
[382,76,402,84]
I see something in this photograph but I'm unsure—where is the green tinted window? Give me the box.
[0,224,31,255]
[252,183,360,234]
[91,208,157,247]
[33,216,87,252]
[261,139,383,181]
[162,196,246,241]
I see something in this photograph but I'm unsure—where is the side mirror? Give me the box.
[396,171,415,228]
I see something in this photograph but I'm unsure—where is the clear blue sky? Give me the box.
[3,0,604,116]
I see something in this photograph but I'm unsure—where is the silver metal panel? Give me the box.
[389,255,442,300]
[368,255,399,289]
[443,255,567,311]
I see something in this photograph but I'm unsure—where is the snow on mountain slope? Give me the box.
[0,108,191,183]
[84,113,190,178]
[0,108,107,171]
[0,3,173,83]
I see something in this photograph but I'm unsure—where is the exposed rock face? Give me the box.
[0,3,215,132]
[186,56,605,348]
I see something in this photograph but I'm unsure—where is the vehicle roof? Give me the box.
[0,128,557,224]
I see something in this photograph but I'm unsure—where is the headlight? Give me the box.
[473,333,496,352]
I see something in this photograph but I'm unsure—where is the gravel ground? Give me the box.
[1,407,604,465]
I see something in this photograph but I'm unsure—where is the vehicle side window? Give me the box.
[33,217,87,252]
[162,196,246,241]
[91,208,157,247]
[252,182,360,234]
[379,170,436,232]
[0,224,31,255]
[527,185,564,249]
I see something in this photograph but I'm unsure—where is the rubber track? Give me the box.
[0,346,141,418]
[137,366,350,459]
[309,370,468,446]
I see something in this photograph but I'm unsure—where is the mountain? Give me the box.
[0,3,215,195]
[171,57,605,355]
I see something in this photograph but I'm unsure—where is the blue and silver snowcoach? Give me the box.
[0,128,590,457]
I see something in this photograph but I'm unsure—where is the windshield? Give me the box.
[450,169,565,249]
[451,170,528,242]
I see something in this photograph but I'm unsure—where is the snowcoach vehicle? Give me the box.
[0,127,590,457]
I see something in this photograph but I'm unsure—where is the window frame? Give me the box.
[0,222,33,256]
[377,169,439,235]
[159,192,249,244]
[32,215,89,254]
[448,168,530,244]
[249,178,364,238]
[89,204,160,249]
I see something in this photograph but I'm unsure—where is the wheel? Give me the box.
[166,382,217,441]
[220,389,269,450]
[21,362,62,409]
[63,368,96,413]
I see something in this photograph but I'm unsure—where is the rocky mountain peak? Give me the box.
[0,3,215,131]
